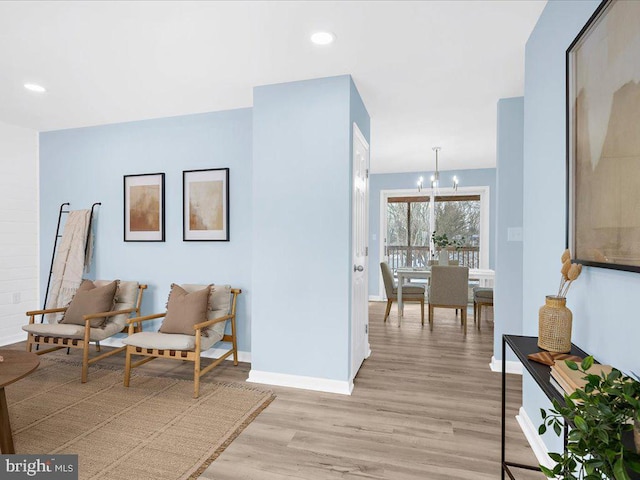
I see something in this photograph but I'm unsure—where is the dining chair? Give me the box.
[473,286,494,330]
[428,266,470,334]
[380,262,425,325]
[428,259,459,266]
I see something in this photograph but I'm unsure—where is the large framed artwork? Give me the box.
[123,173,165,242]
[183,168,229,241]
[567,0,640,272]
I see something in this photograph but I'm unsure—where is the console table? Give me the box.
[501,335,640,479]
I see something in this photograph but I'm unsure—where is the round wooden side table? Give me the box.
[0,349,40,453]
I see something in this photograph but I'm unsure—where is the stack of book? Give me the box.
[550,360,614,395]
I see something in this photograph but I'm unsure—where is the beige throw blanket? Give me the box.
[45,209,92,323]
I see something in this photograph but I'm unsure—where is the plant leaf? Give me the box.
[627,457,640,473]
[574,416,588,431]
[582,356,594,371]
[549,452,564,462]
[613,457,630,480]
[566,360,579,371]
[553,422,562,436]
[596,428,609,444]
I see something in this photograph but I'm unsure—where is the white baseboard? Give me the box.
[368,295,384,302]
[247,369,353,395]
[99,337,252,363]
[516,406,554,469]
[490,355,523,374]
[0,332,28,347]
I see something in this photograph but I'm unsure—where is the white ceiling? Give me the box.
[0,1,545,173]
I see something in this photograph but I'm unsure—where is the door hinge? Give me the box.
[365,246,368,256]
[365,324,368,334]
[366,169,369,179]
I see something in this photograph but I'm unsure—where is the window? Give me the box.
[387,196,430,269]
[434,194,480,266]
[384,190,486,273]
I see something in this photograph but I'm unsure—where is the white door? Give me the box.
[351,123,370,382]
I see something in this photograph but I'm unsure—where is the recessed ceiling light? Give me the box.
[310,31,335,46]
[24,83,46,93]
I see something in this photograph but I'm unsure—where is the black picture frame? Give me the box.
[123,172,165,242]
[566,0,640,273]
[183,168,230,242]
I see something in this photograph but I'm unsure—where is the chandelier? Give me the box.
[417,147,459,193]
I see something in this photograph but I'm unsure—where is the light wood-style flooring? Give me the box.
[8,303,544,479]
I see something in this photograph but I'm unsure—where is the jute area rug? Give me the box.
[5,357,275,480]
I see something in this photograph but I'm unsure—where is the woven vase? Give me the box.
[538,295,572,353]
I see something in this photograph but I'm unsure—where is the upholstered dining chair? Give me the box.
[473,286,494,330]
[24,280,146,382]
[428,266,470,334]
[428,259,459,266]
[380,262,426,325]
[123,284,240,398]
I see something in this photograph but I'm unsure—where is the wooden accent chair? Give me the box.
[380,262,425,325]
[473,286,494,330]
[123,285,240,398]
[428,266,469,334]
[24,281,146,382]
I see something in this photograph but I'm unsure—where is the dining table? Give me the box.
[395,267,495,325]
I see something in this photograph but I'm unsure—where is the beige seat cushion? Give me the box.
[392,284,425,295]
[22,321,124,342]
[122,331,223,351]
[159,284,212,336]
[60,280,119,327]
[388,283,425,300]
[473,287,494,300]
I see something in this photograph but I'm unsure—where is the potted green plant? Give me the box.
[539,356,640,479]
[431,232,464,265]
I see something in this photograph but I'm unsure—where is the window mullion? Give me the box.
[407,202,412,267]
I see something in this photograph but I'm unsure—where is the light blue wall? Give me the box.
[522,0,640,452]
[251,75,369,381]
[368,168,496,297]
[39,109,253,351]
[494,97,524,361]
[39,75,370,384]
